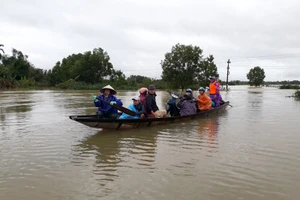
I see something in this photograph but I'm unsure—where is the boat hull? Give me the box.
[69,101,230,130]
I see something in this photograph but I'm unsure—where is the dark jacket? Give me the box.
[146,93,159,114]
[135,103,145,115]
[166,98,180,116]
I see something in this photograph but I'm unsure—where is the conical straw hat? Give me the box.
[100,85,116,95]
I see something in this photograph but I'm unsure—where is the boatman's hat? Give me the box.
[100,85,117,95]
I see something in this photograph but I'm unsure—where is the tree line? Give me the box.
[1,42,275,90]
[0,43,220,90]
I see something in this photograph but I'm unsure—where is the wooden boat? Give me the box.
[69,101,230,130]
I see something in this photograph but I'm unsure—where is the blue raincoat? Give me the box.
[94,94,123,115]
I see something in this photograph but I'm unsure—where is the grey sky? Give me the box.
[1,0,300,81]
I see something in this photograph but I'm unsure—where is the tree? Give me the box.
[1,48,31,80]
[161,44,219,90]
[161,43,204,91]
[197,55,219,86]
[247,66,266,86]
[47,47,116,85]
[0,44,4,61]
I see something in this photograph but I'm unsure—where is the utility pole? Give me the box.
[226,59,231,91]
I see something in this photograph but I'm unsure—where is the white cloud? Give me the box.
[1,0,300,81]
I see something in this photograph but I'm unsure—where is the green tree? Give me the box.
[161,44,218,90]
[109,69,126,85]
[247,66,266,86]
[47,47,116,85]
[0,44,4,61]
[161,43,204,90]
[1,48,31,80]
[197,55,219,86]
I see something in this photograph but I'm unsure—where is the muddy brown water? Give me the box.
[0,86,299,200]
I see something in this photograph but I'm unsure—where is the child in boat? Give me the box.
[197,87,212,111]
[177,94,197,116]
[119,96,145,119]
[92,85,123,119]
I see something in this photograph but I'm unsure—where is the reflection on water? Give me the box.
[197,118,219,154]
[0,87,300,200]
[71,129,158,195]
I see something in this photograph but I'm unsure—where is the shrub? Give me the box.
[279,85,300,89]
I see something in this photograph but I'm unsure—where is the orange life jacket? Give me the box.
[209,81,220,94]
[210,81,217,94]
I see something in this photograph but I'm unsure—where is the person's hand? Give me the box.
[92,95,98,102]
[110,101,117,105]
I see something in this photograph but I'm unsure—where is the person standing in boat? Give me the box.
[209,76,221,107]
[197,87,212,111]
[119,96,145,119]
[177,94,197,116]
[92,85,123,119]
[146,85,167,118]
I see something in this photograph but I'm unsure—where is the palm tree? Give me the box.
[0,44,4,60]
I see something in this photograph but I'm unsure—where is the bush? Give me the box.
[17,77,36,88]
[0,78,17,89]
[279,85,300,89]
[295,91,300,98]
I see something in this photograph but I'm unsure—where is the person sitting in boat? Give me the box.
[119,96,145,119]
[186,88,198,110]
[185,88,194,99]
[209,76,221,107]
[139,87,148,115]
[146,84,167,118]
[197,87,212,111]
[177,94,197,116]
[92,85,123,119]
[166,92,180,116]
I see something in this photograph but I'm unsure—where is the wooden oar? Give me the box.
[96,97,136,116]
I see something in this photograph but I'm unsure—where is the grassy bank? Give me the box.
[0,78,51,90]
[279,85,300,89]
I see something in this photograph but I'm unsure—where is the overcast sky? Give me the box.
[1,0,300,81]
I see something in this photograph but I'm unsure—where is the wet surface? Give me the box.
[0,87,299,199]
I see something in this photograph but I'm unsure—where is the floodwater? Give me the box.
[0,86,299,200]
